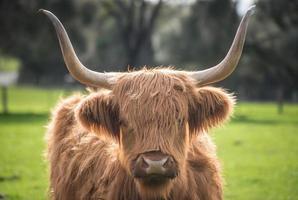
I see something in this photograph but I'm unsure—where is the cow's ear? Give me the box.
[188,87,235,133]
[75,93,120,140]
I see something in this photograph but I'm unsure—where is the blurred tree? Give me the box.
[101,0,163,69]
[161,0,238,69]
[159,0,298,105]
[245,0,298,112]
[0,0,164,83]
[0,0,86,85]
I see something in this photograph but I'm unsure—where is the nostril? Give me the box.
[163,156,174,168]
[133,153,178,179]
[140,156,149,169]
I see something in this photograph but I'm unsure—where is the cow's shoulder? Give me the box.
[187,133,219,172]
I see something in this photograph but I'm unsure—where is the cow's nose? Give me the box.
[133,152,177,179]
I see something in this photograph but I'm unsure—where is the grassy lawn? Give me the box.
[0,86,297,200]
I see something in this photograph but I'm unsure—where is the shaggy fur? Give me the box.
[46,68,234,200]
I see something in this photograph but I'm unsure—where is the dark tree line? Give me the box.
[0,0,85,84]
[246,0,298,111]
[161,0,238,69]
[0,0,164,83]
[160,0,298,104]
[102,0,163,68]
[0,0,297,103]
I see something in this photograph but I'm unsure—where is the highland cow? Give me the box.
[41,6,254,200]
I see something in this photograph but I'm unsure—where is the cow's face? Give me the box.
[76,70,234,198]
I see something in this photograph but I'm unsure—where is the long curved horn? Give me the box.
[39,9,118,89]
[187,5,255,86]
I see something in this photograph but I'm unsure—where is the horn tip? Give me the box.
[246,5,256,16]
[38,9,51,15]
[38,9,45,13]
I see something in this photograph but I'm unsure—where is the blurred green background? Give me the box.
[0,0,298,199]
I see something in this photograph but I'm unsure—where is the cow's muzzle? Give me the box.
[132,151,178,183]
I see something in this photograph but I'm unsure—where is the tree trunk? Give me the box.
[2,86,8,114]
[277,85,284,114]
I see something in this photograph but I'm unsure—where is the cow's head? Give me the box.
[41,6,254,199]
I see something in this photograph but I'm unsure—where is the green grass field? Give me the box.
[0,87,297,200]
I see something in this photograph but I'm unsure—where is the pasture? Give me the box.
[0,87,297,200]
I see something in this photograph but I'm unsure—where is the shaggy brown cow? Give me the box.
[41,6,254,200]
